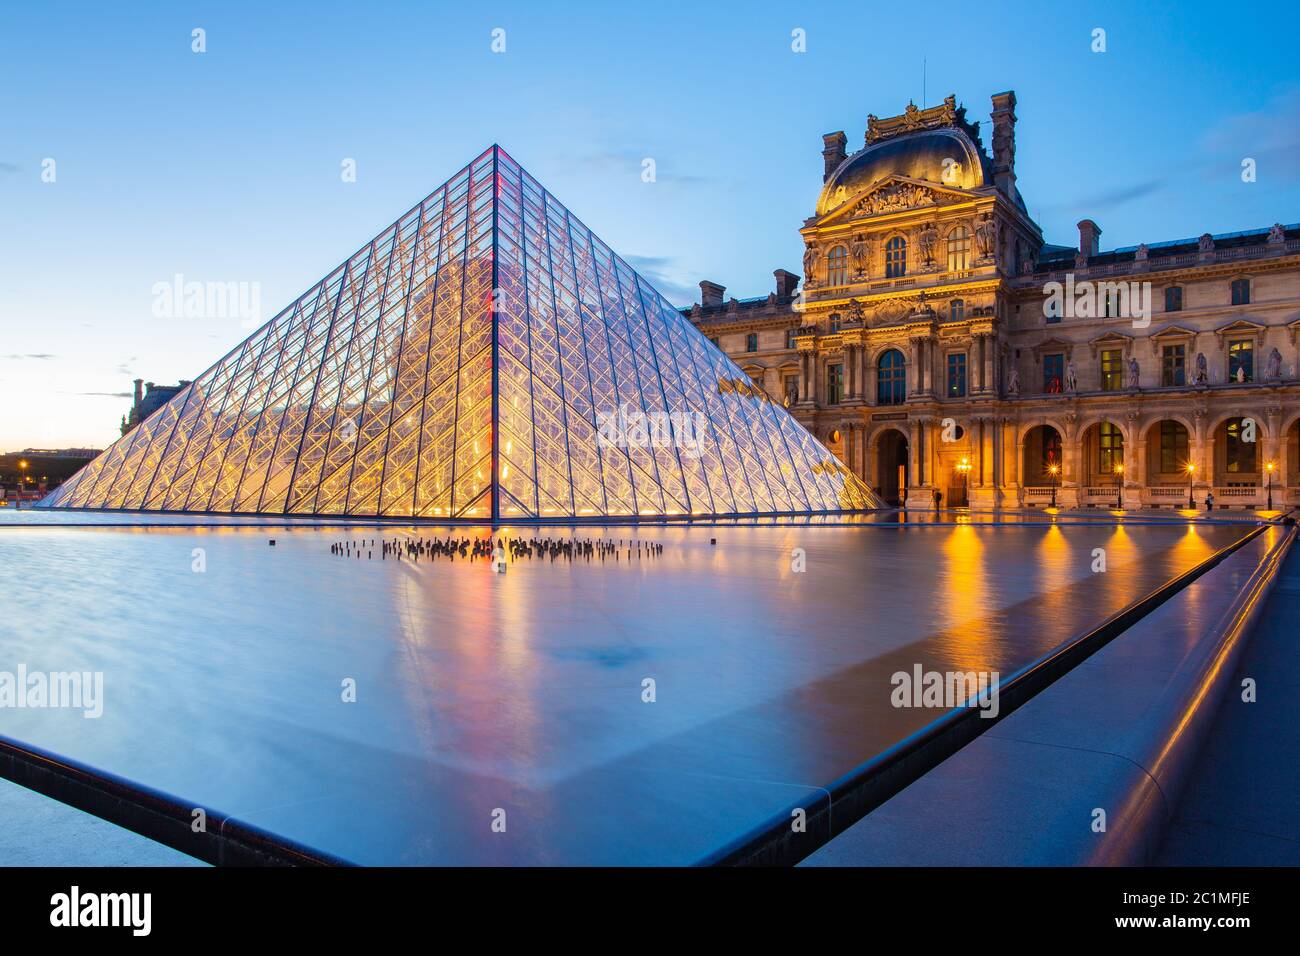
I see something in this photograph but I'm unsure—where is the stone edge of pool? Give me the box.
[799,522,1295,867]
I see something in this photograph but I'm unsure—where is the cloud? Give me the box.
[556,146,719,188]
[0,161,18,175]
[623,254,698,305]
[2,352,56,360]
[1198,88,1300,182]
[71,391,133,399]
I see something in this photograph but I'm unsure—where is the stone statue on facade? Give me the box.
[974,214,998,260]
[1006,365,1020,396]
[1064,360,1078,393]
[1265,346,1283,381]
[803,246,818,285]
[1127,356,1140,389]
[918,223,939,266]
[1198,233,1215,254]
[1135,243,1149,261]
[1194,351,1209,385]
[1268,223,1286,244]
[850,234,870,275]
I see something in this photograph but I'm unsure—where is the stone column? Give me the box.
[908,338,920,396]
[983,334,995,395]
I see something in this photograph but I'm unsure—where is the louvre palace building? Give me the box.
[687,92,1300,509]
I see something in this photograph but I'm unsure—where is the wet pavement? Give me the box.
[0,517,1256,864]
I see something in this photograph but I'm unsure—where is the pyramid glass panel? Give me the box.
[41,147,880,519]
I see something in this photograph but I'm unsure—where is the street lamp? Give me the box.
[1266,460,1276,510]
[17,459,27,508]
[1048,462,1059,508]
[1186,461,1196,509]
[1114,461,1124,511]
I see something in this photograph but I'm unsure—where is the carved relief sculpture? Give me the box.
[1194,352,1209,385]
[1127,356,1140,389]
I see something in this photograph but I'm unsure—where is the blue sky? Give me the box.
[2,0,1298,449]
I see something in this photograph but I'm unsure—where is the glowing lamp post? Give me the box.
[1186,462,1196,509]
[17,459,27,507]
[1048,463,1059,509]
[1266,460,1275,510]
[957,457,971,507]
[1114,461,1124,511]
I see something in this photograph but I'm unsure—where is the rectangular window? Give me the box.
[829,314,842,333]
[1159,420,1188,474]
[1228,340,1253,382]
[946,353,967,398]
[786,328,798,349]
[1043,353,1064,393]
[1100,349,1124,391]
[1161,344,1185,387]
[1165,286,1183,312]
[745,333,758,353]
[1231,278,1251,305]
[949,299,965,322]
[826,363,843,405]
[1044,297,1061,324]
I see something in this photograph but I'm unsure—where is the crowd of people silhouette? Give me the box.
[328,534,665,565]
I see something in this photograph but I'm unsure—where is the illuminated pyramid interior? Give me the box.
[44,147,880,520]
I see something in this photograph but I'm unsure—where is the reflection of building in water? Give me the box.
[689,92,1300,509]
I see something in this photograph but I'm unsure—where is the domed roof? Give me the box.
[817,127,989,215]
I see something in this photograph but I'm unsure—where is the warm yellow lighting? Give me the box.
[1267,461,1276,473]
[1114,463,1124,475]
[1186,462,1196,474]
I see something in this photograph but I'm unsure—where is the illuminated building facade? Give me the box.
[690,92,1300,508]
[44,147,877,519]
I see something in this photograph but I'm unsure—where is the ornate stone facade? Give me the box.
[688,91,1300,510]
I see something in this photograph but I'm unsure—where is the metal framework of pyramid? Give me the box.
[44,147,879,520]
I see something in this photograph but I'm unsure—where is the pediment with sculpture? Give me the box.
[819,175,977,225]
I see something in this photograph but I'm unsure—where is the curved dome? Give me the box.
[817,128,989,215]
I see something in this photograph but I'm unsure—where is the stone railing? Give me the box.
[1026,238,1300,283]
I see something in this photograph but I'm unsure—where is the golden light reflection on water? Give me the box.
[936,525,989,669]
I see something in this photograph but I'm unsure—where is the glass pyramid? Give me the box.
[44,147,879,520]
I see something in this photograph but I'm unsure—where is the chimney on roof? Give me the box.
[1077,219,1102,258]
[699,280,726,308]
[773,269,800,299]
[990,91,1017,199]
[133,378,144,408]
[822,131,847,183]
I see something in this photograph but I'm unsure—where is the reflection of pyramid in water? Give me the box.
[46,147,880,520]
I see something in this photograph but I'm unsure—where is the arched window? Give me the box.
[826,245,848,286]
[877,348,906,405]
[1226,418,1258,472]
[946,226,971,272]
[885,236,907,278]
